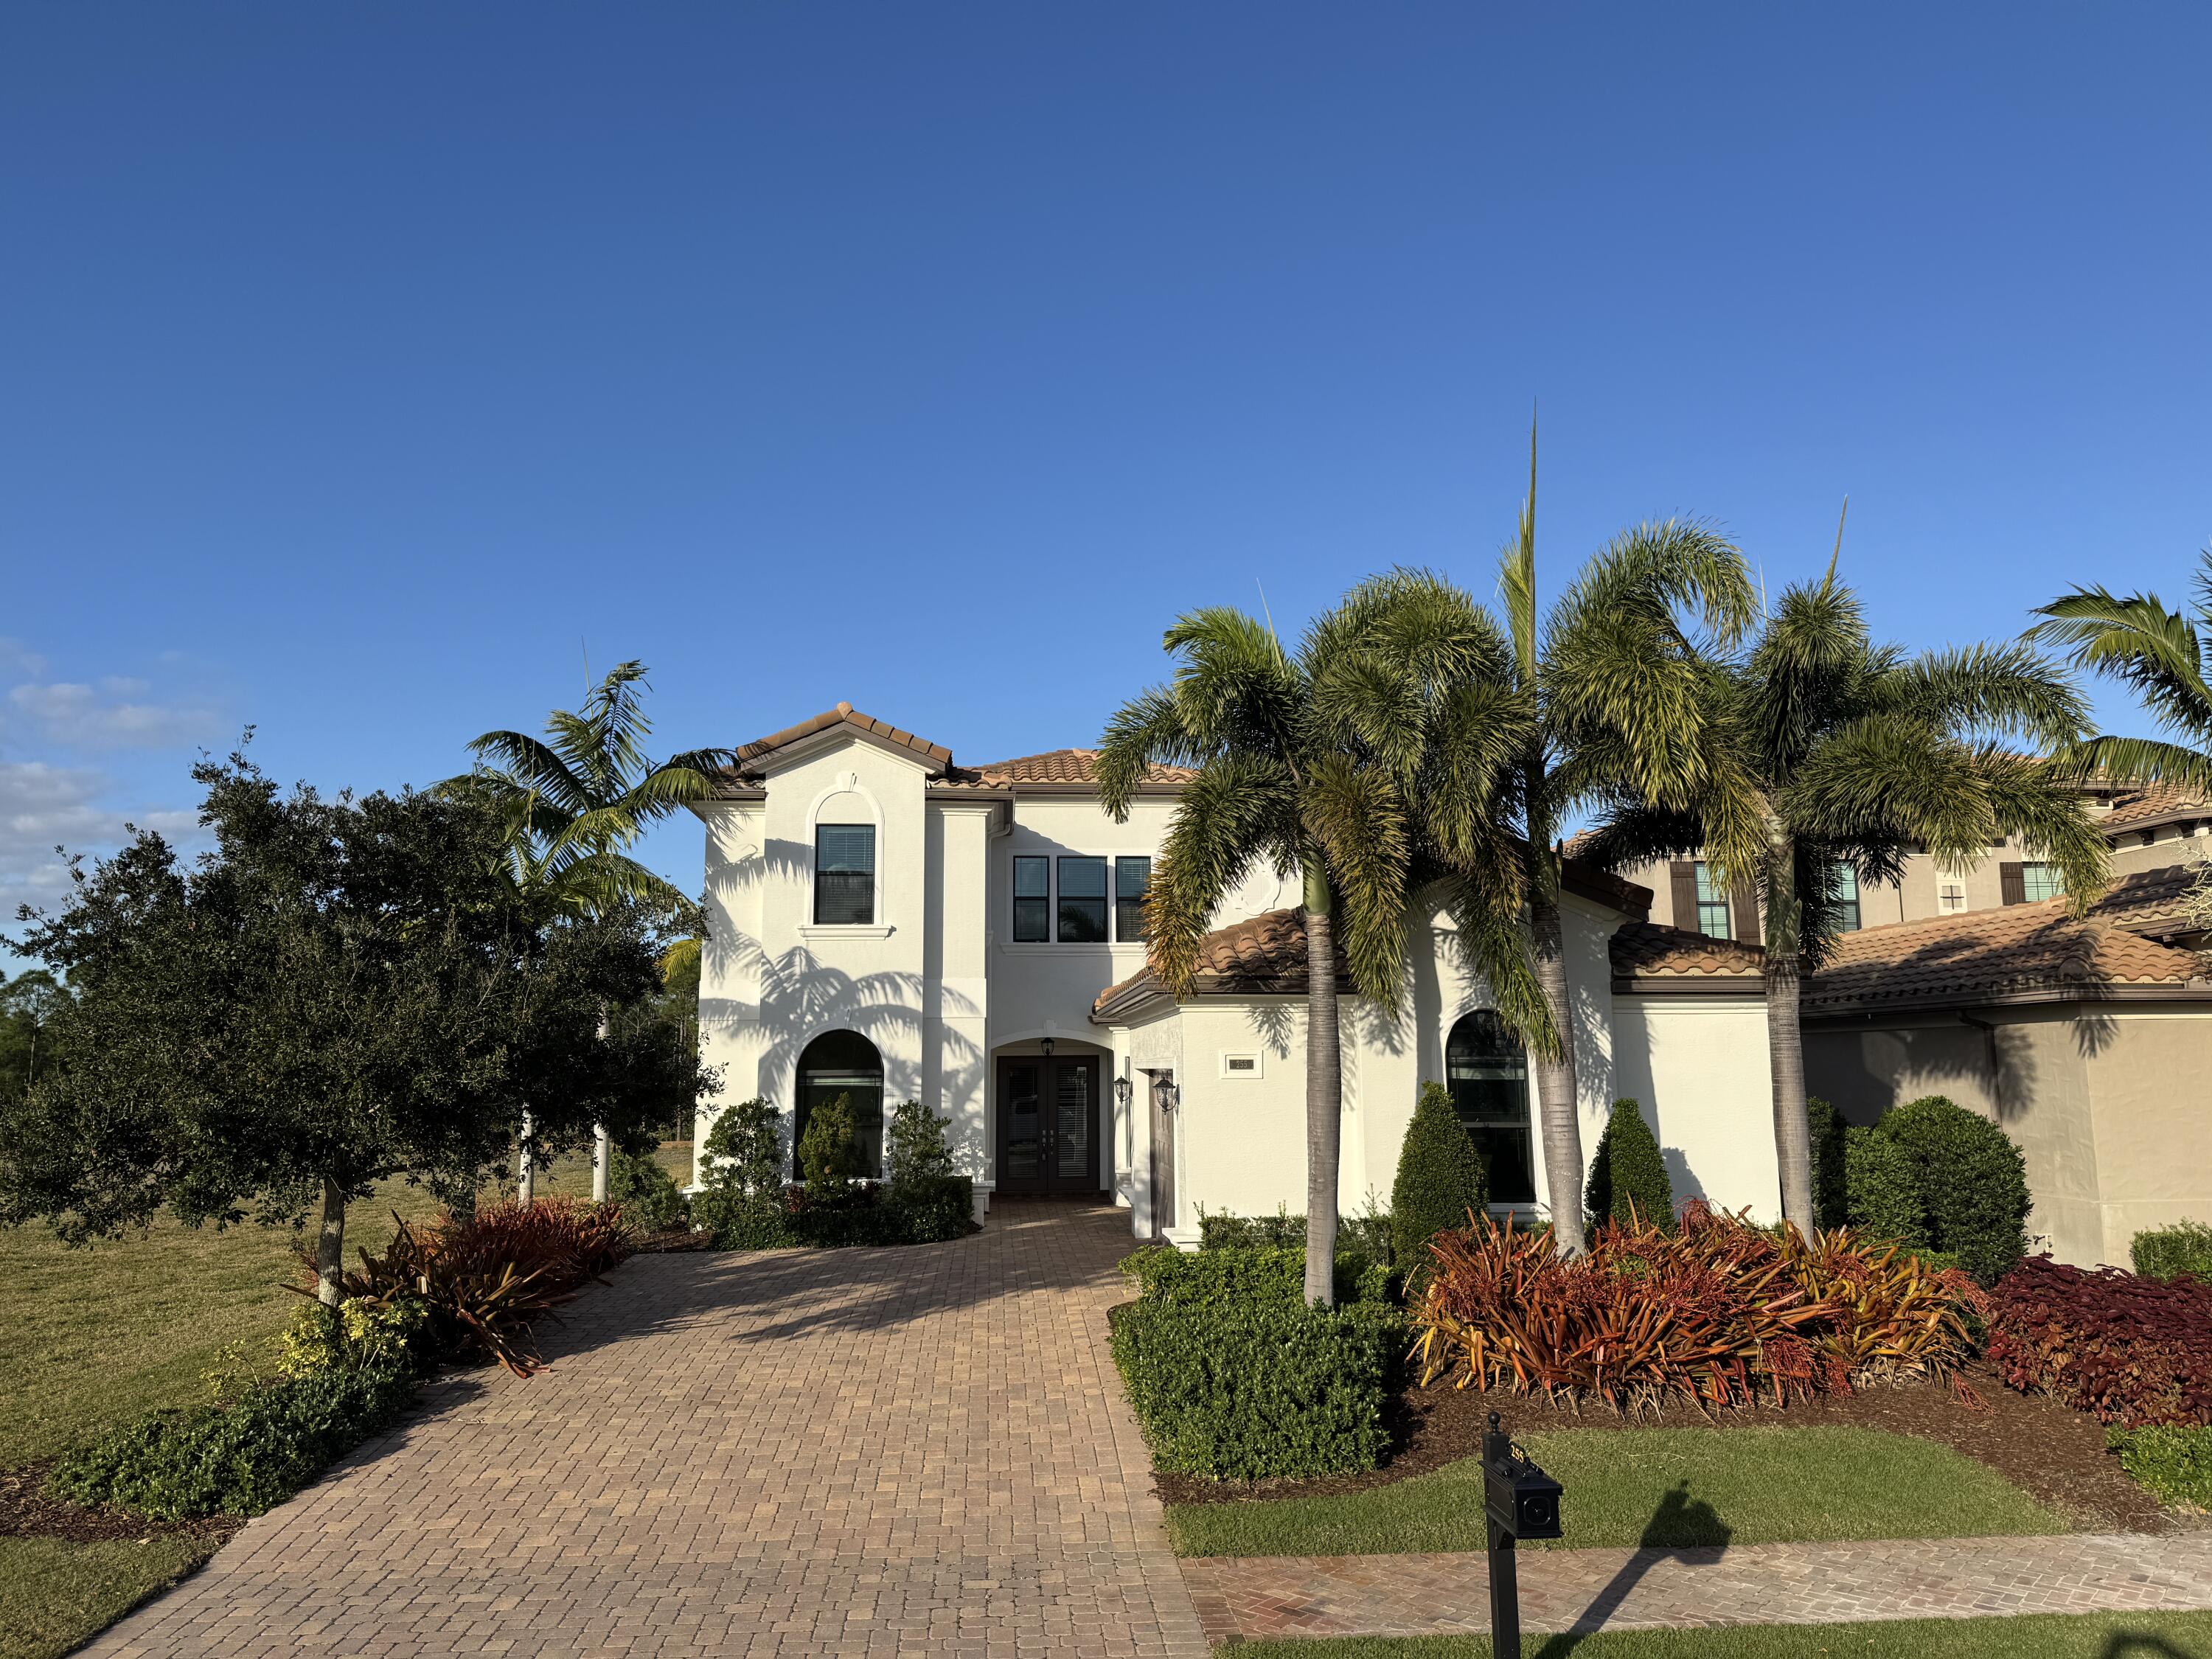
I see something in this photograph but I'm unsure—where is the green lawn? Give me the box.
[0,1144,690,1659]
[1168,1426,2069,1558]
[1226,1611,2212,1657]
[0,1535,216,1659]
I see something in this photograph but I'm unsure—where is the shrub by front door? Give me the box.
[996,1055,1099,1197]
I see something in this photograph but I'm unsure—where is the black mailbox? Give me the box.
[1483,1444,1564,1540]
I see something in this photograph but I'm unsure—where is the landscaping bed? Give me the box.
[1161,1360,2173,1534]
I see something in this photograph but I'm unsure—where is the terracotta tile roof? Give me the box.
[716,703,952,789]
[967,748,1194,787]
[1804,888,2211,1015]
[2102,785,2212,835]
[2090,861,2211,939]
[1609,922,1764,987]
[1092,906,1351,1020]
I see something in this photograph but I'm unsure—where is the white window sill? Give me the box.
[799,923,895,940]
[998,941,1148,957]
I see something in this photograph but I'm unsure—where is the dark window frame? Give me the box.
[1115,856,1152,942]
[1831,863,1862,933]
[813,822,877,925]
[1057,855,1108,942]
[1445,1009,1534,1206]
[1012,855,1050,942]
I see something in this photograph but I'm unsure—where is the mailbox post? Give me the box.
[1481,1411,1563,1659]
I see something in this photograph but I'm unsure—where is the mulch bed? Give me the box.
[1157,1362,2177,1534]
[0,1459,242,1549]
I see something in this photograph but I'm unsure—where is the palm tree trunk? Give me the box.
[314,1177,347,1307]
[1767,953,1814,1229]
[1527,887,1587,1255]
[1303,861,1341,1310]
[1762,829,1815,1230]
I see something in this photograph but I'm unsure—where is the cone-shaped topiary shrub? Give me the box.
[1584,1096,1673,1233]
[1879,1094,2030,1284]
[798,1092,863,1189]
[1391,1082,1487,1271]
[1806,1096,1851,1231]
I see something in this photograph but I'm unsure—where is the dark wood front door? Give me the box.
[996,1055,1100,1197]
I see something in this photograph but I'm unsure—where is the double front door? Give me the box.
[997,1054,1099,1197]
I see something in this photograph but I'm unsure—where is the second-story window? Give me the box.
[2022,862,2065,903]
[815,824,875,925]
[1012,855,1049,942]
[1692,862,1732,938]
[1057,856,1108,942]
[1830,865,1861,932]
[1116,856,1151,942]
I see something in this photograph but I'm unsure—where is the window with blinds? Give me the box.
[1012,855,1049,942]
[1692,862,1732,937]
[1057,856,1108,942]
[814,824,876,925]
[2021,862,2065,903]
[1115,856,1151,942]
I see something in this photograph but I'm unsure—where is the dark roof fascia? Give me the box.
[1563,865,1653,920]
[1612,975,1768,998]
[992,779,1188,799]
[1803,981,2212,1020]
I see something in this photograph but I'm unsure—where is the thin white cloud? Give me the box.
[4,681,223,752]
[0,639,49,678]
[0,761,201,917]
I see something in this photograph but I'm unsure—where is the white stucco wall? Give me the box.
[1610,995,1780,1222]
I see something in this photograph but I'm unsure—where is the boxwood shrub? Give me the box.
[2133,1220,2212,1283]
[1110,1253,1400,1481]
[1879,1095,2030,1284]
[1585,1096,1672,1233]
[2106,1423,2212,1510]
[52,1358,419,1520]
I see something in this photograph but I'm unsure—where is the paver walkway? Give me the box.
[85,1200,1207,1659]
[1180,1531,2212,1644]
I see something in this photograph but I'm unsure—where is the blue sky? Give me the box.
[3,4,2208,959]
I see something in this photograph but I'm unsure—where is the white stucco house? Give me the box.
[689,702,1781,1243]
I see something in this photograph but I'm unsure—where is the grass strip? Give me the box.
[0,1534,220,1659]
[1225,1611,2212,1656]
[1169,1425,2068,1557]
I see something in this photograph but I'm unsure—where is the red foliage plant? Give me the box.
[1413,1201,1983,1414]
[1983,1255,2212,1427]
[337,1197,638,1377]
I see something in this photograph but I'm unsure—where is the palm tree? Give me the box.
[445,661,727,1200]
[1497,431,1759,1253]
[1587,524,2107,1229]
[1098,580,1533,1306]
[2028,544,2212,796]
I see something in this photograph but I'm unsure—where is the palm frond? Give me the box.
[1301,755,1412,1011]
[2051,735,2212,798]
[464,732,592,818]
[2025,586,2212,745]
[1096,687,1203,820]
[1142,757,1300,996]
[1877,642,2090,747]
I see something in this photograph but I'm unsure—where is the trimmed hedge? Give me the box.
[1125,1241,1392,1310]
[1585,1096,1672,1232]
[2133,1221,2212,1283]
[1985,1255,2212,1427]
[1845,1124,1926,1249]
[51,1359,419,1520]
[1881,1096,2030,1284]
[2106,1423,2212,1510]
[1111,1244,1402,1480]
[1391,1082,1486,1272]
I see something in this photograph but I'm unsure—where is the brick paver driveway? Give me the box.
[86,1200,1206,1659]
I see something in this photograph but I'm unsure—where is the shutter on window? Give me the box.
[1999,862,2025,905]
[1731,879,1761,945]
[1669,862,1700,931]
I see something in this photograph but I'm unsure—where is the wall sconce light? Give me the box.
[1113,1075,1133,1107]
[1158,1077,1180,1112]
[1039,1036,1055,1058]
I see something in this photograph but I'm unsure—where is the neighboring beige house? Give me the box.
[1803,863,2212,1268]
[1618,775,2157,937]
[688,703,1778,1245]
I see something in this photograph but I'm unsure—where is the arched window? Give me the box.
[1446,1011,1533,1204]
[793,1030,886,1180]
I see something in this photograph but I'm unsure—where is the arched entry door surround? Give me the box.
[1445,1010,1534,1204]
[793,1029,886,1180]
